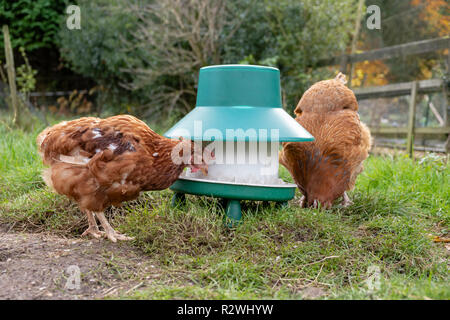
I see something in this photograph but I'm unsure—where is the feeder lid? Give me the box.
[164,65,314,142]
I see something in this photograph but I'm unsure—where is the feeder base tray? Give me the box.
[169,177,296,225]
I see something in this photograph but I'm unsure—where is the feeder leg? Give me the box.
[276,201,289,209]
[225,200,242,227]
[171,192,186,207]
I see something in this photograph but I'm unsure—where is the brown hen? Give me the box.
[37,115,209,242]
[280,73,371,209]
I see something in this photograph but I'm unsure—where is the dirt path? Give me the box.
[0,226,158,300]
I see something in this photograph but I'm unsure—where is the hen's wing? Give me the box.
[298,111,370,162]
[282,111,370,205]
[38,115,166,210]
[37,115,160,166]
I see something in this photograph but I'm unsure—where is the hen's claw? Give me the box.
[81,227,105,239]
[104,230,134,243]
[297,195,306,207]
[342,192,353,207]
[82,210,105,239]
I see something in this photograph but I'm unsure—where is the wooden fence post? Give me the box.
[444,78,449,153]
[2,25,20,126]
[445,49,449,153]
[406,81,419,157]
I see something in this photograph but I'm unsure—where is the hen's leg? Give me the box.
[312,199,319,209]
[297,195,306,208]
[342,192,353,207]
[95,211,134,242]
[312,199,332,210]
[81,210,105,239]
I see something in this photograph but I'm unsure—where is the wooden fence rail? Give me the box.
[0,90,88,97]
[353,79,449,155]
[353,79,444,99]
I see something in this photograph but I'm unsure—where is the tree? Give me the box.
[0,0,67,54]
[58,0,140,115]
[224,0,357,109]
[356,0,449,83]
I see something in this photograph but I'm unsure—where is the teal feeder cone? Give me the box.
[165,65,314,224]
[164,65,314,142]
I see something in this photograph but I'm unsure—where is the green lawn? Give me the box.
[0,120,448,300]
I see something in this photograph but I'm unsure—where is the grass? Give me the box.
[0,119,448,300]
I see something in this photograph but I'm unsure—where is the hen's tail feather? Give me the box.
[37,118,98,165]
[335,72,347,84]
[36,126,53,158]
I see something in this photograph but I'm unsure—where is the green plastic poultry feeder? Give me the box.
[165,65,314,225]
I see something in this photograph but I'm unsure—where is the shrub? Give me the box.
[58,0,141,115]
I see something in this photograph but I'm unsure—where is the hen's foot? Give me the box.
[311,199,332,210]
[81,227,105,239]
[342,192,353,207]
[82,210,104,239]
[94,211,134,243]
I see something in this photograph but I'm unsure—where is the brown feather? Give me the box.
[281,75,372,208]
[37,115,200,212]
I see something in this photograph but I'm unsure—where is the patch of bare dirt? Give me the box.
[300,286,327,299]
[0,226,159,300]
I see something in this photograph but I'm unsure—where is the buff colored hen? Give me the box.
[37,115,209,242]
[280,73,371,209]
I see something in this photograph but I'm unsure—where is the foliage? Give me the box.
[354,0,449,85]
[58,0,141,115]
[16,47,38,100]
[120,0,253,118]
[229,0,357,109]
[59,0,357,119]
[412,0,450,37]
[0,0,68,54]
